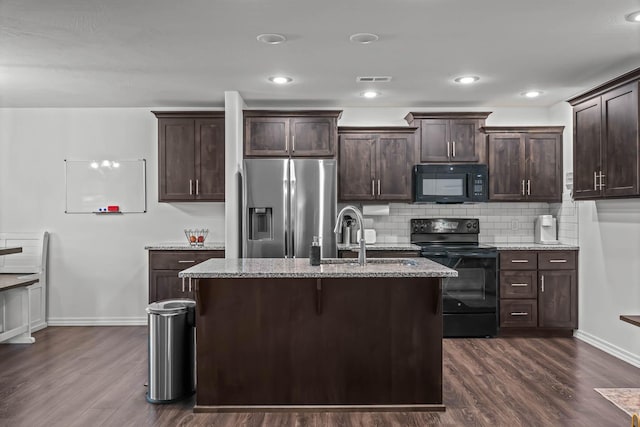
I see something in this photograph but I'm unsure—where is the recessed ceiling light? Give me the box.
[268,76,292,84]
[256,34,287,44]
[625,11,640,22]
[454,76,480,84]
[522,90,543,98]
[361,91,380,98]
[349,33,379,44]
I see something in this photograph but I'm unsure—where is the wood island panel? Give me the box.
[194,276,443,411]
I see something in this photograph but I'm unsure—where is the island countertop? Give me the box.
[178,257,457,279]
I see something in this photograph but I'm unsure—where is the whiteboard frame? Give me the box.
[64,159,147,214]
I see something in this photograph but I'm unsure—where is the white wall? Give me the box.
[576,199,640,366]
[0,108,225,324]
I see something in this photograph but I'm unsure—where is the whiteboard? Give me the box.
[65,159,146,213]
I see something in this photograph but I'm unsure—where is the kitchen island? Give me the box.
[179,257,457,412]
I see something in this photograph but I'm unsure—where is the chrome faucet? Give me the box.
[334,205,367,266]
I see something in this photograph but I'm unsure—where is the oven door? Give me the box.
[426,252,497,313]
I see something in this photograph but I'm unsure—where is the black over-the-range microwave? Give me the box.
[413,164,488,203]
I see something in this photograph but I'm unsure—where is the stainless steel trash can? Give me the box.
[145,299,196,403]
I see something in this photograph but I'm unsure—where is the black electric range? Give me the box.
[411,218,498,338]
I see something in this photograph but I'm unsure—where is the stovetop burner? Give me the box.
[410,218,496,255]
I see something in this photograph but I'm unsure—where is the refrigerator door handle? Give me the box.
[290,160,297,258]
[283,160,290,258]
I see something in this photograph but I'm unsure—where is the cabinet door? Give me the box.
[290,117,335,157]
[376,134,413,201]
[525,133,562,202]
[150,270,193,302]
[420,119,450,162]
[573,99,602,199]
[245,117,289,156]
[196,118,225,201]
[488,134,526,201]
[602,82,639,198]
[338,136,376,201]
[538,270,577,328]
[158,118,196,201]
[449,119,479,162]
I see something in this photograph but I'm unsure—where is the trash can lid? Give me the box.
[146,299,196,315]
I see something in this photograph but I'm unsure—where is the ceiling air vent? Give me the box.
[356,76,392,83]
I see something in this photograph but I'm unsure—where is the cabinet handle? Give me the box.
[510,312,529,316]
[511,259,529,263]
[521,179,525,196]
[541,275,545,293]
[549,259,567,263]
[182,277,185,293]
[178,260,196,263]
[292,135,295,152]
[188,277,192,293]
[447,141,451,158]
[594,171,598,191]
[377,179,381,196]
[196,179,199,195]
[189,179,193,195]
[285,135,289,152]
[452,141,456,157]
[371,179,375,196]
[511,283,529,287]
[527,179,531,196]
[600,172,605,189]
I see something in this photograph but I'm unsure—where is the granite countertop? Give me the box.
[496,243,579,250]
[145,242,225,250]
[337,243,421,252]
[178,257,457,279]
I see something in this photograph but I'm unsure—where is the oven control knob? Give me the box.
[473,223,478,229]
[466,223,472,228]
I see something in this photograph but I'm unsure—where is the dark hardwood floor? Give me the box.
[0,327,637,426]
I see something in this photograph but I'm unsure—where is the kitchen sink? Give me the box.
[321,258,418,267]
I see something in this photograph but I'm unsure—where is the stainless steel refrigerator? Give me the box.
[242,158,337,259]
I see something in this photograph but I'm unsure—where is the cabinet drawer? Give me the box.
[500,251,537,270]
[500,299,537,327]
[500,271,537,299]
[538,251,576,270]
[149,250,224,270]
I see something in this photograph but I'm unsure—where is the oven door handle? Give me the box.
[422,252,448,258]
[446,252,498,259]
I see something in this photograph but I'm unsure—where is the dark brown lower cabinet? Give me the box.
[499,250,578,335]
[148,250,224,302]
[194,276,443,410]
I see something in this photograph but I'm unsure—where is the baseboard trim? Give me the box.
[574,329,640,369]
[47,317,147,326]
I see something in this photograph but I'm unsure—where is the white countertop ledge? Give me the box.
[496,243,579,250]
[337,243,421,251]
[145,242,225,250]
[178,257,457,279]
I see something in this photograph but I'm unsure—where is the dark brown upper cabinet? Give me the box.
[404,112,492,163]
[338,127,417,202]
[569,74,640,200]
[244,110,342,158]
[483,126,564,202]
[153,111,225,202]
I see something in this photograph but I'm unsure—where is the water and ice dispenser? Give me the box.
[248,207,273,240]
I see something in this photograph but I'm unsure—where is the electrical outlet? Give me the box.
[511,220,519,231]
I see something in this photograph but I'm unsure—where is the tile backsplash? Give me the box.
[359,192,578,245]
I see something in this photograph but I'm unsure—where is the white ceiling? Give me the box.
[1,0,640,108]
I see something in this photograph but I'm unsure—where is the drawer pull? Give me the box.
[178,260,196,263]
[511,260,529,263]
[511,283,529,287]
[510,312,529,316]
[549,259,567,263]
